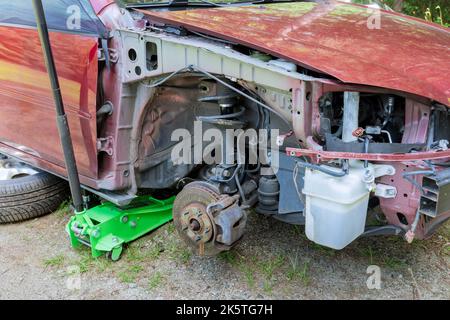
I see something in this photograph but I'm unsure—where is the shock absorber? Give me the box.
[256,167,280,215]
[197,82,246,127]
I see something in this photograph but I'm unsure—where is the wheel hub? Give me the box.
[173,181,247,256]
[0,157,38,181]
[179,204,214,244]
[173,181,225,256]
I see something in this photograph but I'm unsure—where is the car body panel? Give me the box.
[140,2,450,106]
[0,26,99,179]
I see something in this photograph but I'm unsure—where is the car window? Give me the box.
[0,0,107,36]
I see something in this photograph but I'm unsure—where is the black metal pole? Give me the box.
[32,0,84,213]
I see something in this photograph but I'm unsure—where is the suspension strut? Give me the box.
[32,0,84,212]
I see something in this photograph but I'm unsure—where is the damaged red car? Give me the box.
[0,0,449,254]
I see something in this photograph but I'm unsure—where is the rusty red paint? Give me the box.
[402,100,430,144]
[286,147,450,163]
[377,163,422,237]
[140,2,450,106]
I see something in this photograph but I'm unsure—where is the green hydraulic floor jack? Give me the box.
[67,196,175,261]
[33,0,174,262]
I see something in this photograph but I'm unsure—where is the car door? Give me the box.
[0,0,107,181]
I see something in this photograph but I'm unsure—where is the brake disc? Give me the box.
[173,181,230,256]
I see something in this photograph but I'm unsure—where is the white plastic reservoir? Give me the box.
[303,162,371,250]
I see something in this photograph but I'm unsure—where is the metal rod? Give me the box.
[32,0,84,213]
[342,92,360,143]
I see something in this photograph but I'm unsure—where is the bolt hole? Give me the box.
[189,219,201,232]
[135,66,142,76]
[128,48,137,62]
[306,92,311,101]
[397,212,409,225]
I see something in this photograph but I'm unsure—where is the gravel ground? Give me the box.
[0,207,449,300]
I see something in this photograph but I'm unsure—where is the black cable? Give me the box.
[402,170,435,196]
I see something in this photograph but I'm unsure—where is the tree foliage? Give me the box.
[358,0,449,26]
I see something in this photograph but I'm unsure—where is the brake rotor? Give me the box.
[173,181,229,256]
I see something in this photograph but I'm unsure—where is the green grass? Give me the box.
[231,254,257,288]
[43,254,65,268]
[382,256,408,270]
[166,223,176,234]
[69,247,114,273]
[263,280,273,294]
[357,244,409,271]
[360,245,375,265]
[118,265,144,283]
[442,243,450,256]
[292,225,303,236]
[147,244,164,260]
[126,244,147,263]
[90,257,112,272]
[55,200,71,218]
[286,253,310,285]
[240,263,256,288]
[310,243,337,257]
[166,239,192,264]
[148,272,164,291]
[218,251,239,267]
[258,254,285,281]
[77,256,91,273]
[297,261,310,285]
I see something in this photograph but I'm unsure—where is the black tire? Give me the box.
[0,172,69,224]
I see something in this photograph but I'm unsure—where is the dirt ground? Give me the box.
[0,206,449,300]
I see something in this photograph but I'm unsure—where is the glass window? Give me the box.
[0,0,107,36]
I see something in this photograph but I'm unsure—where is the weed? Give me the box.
[148,272,164,291]
[118,265,144,283]
[235,256,256,288]
[178,247,192,264]
[147,244,163,260]
[287,252,300,281]
[292,225,302,236]
[383,256,408,270]
[91,257,112,272]
[311,243,336,257]
[219,251,239,266]
[287,253,310,285]
[258,254,285,281]
[298,260,310,285]
[126,244,146,263]
[241,265,256,288]
[360,245,374,264]
[78,257,91,273]
[263,280,273,294]
[43,254,65,268]
[166,239,192,264]
[55,200,71,218]
[167,223,176,234]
